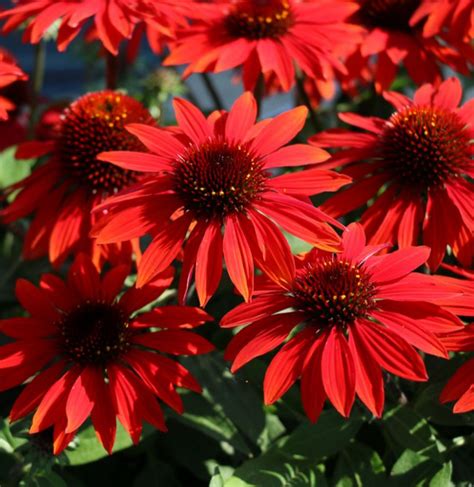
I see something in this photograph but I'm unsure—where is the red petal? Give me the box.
[132,306,213,329]
[221,294,296,328]
[223,214,254,302]
[268,168,351,196]
[301,332,327,422]
[372,309,448,358]
[132,330,214,355]
[65,367,100,433]
[341,223,366,262]
[126,124,185,158]
[67,253,101,301]
[96,151,172,172]
[173,97,212,145]
[225,312,303,371]
[248,106,308,155]
[263,144,330,168]
[90,374,116,454]
[354,319,428,381]
[440,358,474,403]
[225,91,257,142]
[369,247,430,283]
[264,328,313,404]
[10,361,65,422]
[101,264,130,303]
[137,213,191,287]
[15,279,59,320]
[321,327,356,417]
[0,317,55,338]
[195,220,223,307]
[348,326,384,417]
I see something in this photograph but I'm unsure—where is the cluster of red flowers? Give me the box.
[0,0,472,456]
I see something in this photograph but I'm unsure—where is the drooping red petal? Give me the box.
[300,331,328,423]
[223,214,254,302]
[137,213,192,288]
[225,312,304,371]
[348,325,384,418]
[65,366,101,433]
[264,328,314,405]
[195,220,223,307]
[90,374,117,454]
[354,319,428,381]
[321,326,356,417]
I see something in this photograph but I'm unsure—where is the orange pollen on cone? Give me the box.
[172,138,268,219]
[379,105,470,189]
[57,300,131,366]
[358,0,421,31]
[57,91,154,195]
[226,0,294,39]
[291,258,377,329]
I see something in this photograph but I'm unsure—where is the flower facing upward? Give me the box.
[0,0,191,55]
[0,255,214,455]
[164,0,362,92]
[347,0,473,91]
[221,223,466,420]
[310,77,473,271]
[1,91,156,267]
[94,92,350,306]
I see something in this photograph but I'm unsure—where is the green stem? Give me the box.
[28,41,46,137]
[201,72,224,111]
[295,71,319,132]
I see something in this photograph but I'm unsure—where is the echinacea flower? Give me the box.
[94,91,350,306]
[0,0,190,55]
[310,77,473,271]
[346,0,472,91]
[221,223,466,421]
[0,48,27,120]
[1,90,156,267]
[0,254,214,454]
[164,0,363,92]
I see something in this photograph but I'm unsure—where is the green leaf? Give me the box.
[225,410,363,487]
[0,146,34,189]
[383,405,442,461]
[429,462,453,487]
[333,443,387,487]
[391,450,451,487]
[64,422,133,465]
[209,467,225,487]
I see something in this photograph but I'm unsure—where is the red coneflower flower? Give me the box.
[0,0,190,55]
[346,0,472,91]
[1,90,156,267]
[221,223,466,420]
[0,48,27,120]
[164,0,362,92]
[0,254,214,454]
[94,92,350,306]
[310,77,474,271]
